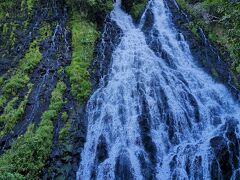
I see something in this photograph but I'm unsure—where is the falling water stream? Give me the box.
[77,0,240,179]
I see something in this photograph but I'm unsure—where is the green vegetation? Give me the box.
[86,0,113,13]
[0,81,66,179]
[0,1,15,19]
[61,112,68,122]
[122,0,148,20]
[0,40,42,106]
[39,21,52,40]
[1,22,18,48]
[27,0,34,14]
[0,0,114,178]
[59,111,71,141]
[65,0,115,103]
[131,0,148,20]
[0,84,33,138]
[176,0,240,73]
[0,76,3,85]
[67,0,113,15]
[236,64,240,74]
[66,11,99,102]
[0,0,36,56]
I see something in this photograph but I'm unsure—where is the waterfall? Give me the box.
[77,0,240,179]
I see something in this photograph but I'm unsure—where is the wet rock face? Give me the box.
[1,0,83,179]
[137,89,157,179]
[121,0,135,13]
[210,136,232,179]
[96,135,108,163]
[91,17,123,87]
[141,9,154,33]
[115,150,134,180]
[0,58,12,75]
[210,119,240,179]
[0,0,71,155]
[165,0,240,99]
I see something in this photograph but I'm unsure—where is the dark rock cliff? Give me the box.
[0,0,239,179]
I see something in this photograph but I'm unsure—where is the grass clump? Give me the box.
[27,0,34,14]
[0,81,66,179]
[59,111,70,141]
[66,11,99,102]
[0,40,42,105]
[0,84,33,138]
[0,74,29,107]
[61,112,68,122]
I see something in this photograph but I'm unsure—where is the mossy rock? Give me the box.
[122,0,148,20]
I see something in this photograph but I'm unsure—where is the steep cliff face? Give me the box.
[0,0,113,179]
[173,0,240,92]
[0,0,239,179]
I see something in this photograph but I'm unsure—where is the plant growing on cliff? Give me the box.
[0,40,42,106]
[0,84,32,138]
[176,0,240,64]
[67,0,113,15]
[131,0,148,20]
[0,81,66,179]
[66,11,99,102]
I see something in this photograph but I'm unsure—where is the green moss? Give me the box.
[0,76,3,85]
[1,22,18,48]
[27,0,34,14]
[0,172,25,180]
[0,84,33,138]
[59,121,71,142]
[18,40,42,73]
[131,0,148,20]
[39,22,52,40]
[187,22,199,37]
[176,0,240,88]
[1,40,42,100]
[0,1,15,19]
[61,112,68,122]
[67,0,113,15]
[20,0,25,12]
[66,11,99,102]
[2,73,30,96]
[2,23,8,35]
[0,96,7,107]
[87,0,113,13]
[0,81,66,179]
[236,64,240,74]
[57,67,64,77]
[176,0,240,63]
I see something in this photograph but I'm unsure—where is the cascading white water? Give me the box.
[77,0,240,179]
